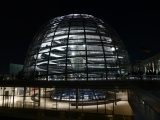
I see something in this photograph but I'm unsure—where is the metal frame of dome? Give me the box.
[23,14,130,81]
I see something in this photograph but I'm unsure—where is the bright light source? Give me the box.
[72,52,75,55]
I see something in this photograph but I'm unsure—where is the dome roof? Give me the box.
[23,14,130,81]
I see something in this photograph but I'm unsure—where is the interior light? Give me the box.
[118,56,123,58]
[111,47,115,51]
[72,52,75,55]
[70,45,75,48]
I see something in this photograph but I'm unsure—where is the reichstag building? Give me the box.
[2,14,158,120]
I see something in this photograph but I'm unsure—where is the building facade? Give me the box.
[131,54,160,80]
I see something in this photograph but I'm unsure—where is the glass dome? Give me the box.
[23,14,130,81]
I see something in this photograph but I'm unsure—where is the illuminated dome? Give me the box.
[23,14,130,81]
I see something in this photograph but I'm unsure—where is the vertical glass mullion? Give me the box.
[65,16,73,81]
[92,18,107,80]
[47,21,61,81]
[81,15,88,81]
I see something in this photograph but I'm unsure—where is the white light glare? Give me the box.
[70,45,75,48]
[72,52,75,55]
[111,47,115,51]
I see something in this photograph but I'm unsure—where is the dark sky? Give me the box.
[1,0,160,65]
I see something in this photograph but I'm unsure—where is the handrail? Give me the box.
[128,84,160,120]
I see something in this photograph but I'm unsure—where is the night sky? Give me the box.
[1,0,160,65]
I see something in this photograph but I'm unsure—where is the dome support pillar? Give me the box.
[76,87,79,109]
